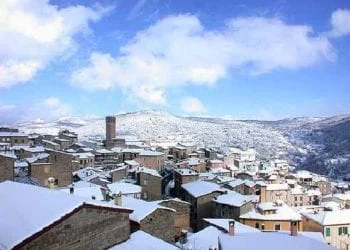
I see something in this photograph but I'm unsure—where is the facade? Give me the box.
[137,167,162,201]
[157,199,191,239]
[213,192,254,221]
[240,201,303,232]
[111,166,127,182]
[137,151,165,171]
[0,153,15,182]
[30,150,74,187]
[302,209,350,249]
[181,180,224,231]
[0,132,30,146]
[94,149,118,168]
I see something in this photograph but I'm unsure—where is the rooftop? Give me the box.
[182,180,223,198]
[301,209,350,226]
[214,191,254,207]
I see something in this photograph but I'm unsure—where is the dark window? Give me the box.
[54,179,58,185]
[255,223,259,229]
[261,224,265,230]
[275,224,281,231]
[325,228,330,237]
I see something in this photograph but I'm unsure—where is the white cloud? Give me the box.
[71,14,335,105]
[180,96,206,114]
[0,97,72,123]
[329,9,350,37]
[0,0,109,88]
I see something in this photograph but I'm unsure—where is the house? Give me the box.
[61,184,106,201]
[71,152,95,169]
[173,168,199,198]
[0,131,29,146]
[263,183,291,204]
[116,196,176,243]
[0,153,16,182]
[110,231,178,250]
[181,180,224,231]
[137,167,162,201]
[208,159,224,169]
[30,150,74,187]
[0,181,132,250]
[94,148,119,168]
[155,198,191,239]
[136,150,165,171]
[110,166,127,182]
[240,200,303,231]
[302,209,350,249]
[213,191,255,221]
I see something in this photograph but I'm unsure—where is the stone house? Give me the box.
[0,131,30,146]
[137,167,162,201]
[173,168,199,198]
[53,138,72,150]
[213,191,255,221]
[263,183,291,204]
[42,139,60,150]
[240,201,303,232]
[111,166,127,182]
[107,181,142,199]
[181,180,224,231]
[315,180,332,195]
[0,181,133,250]
[302,209,350,249]
[94,148,118,168]
[223,179,246,194]
[30,150,74,187]
[156,198,191,239]
[118,196,176,243]
[136,150,165,171]
[0,153,16,182]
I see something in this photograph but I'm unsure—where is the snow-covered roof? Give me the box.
[218,231,333,250]
[119,196,175,223]
[110,230,178,250]
[139,150,164,156]
[266,183,290,191]
[182,181,223,198]
[42,139,59,146]
[0,152,17,159]
[107,182,142,195]
[137,167,161,178]
[226,179,245,188]
[240,201,302,221]
[203,218,260,233]
[302,209,350,226]
[174,168,198,176]
[214,191,254,207]
[209,159,223,164]
[14,161,28,168]
[26,153,49,164]
[307,189,322,196]
[61,186,105,201]
[95,148,114,154]
[0,181,132,250]
[124,160,140,166]
[178,226,221,250]
[0,132,27,137]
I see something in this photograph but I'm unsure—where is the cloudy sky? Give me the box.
[1,0,350,123]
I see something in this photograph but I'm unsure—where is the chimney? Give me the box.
[48,177,55,189]
[114,192,122,206]
[229,220,235,236]
[69,186,74,194]
[290,221,298,236]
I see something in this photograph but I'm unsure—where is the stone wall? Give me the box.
[20,206,130,250]
[139,208,175,243]
[138,172,162,201]
[214,201,253,221]
[0,154,14,182]
[159,199,191,238]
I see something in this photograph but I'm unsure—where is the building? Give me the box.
[30,150,74,187]
[181,180,224,231]
[0,181,132,250]
[105,116,116,148]
[0,153,16,182]
[116,196,176,243]
[0,131,29,146]
[137,150,165,171]
[155,198,191,239]
[240,201,303,232]
[302,209,350,249]
[263,183,291,204]
[137,167,162,201]
[213,191,255,221]
[174,168,199,198]
[94,148,118,168]
[111,166,127,182]
[58,130,78,144]
[107,181,142,199]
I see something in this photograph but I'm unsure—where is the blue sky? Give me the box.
[0,0,350,123]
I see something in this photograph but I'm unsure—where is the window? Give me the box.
[255,223,259,229]
[275,224,281,231]
[339,227,348,236]
[325,228,331,237]
[294,197,297,201]
[14,139,18,143]
[261,224,265,230]
[44,166,50,174]
[143,179,148,185]
[300,196,302,201]
[143,192,148,199]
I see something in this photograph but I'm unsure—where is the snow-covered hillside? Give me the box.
[11,110,350,177]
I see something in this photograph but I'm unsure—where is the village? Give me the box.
[0,116,349,250]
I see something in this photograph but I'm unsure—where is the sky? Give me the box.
[0,0,350,123]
